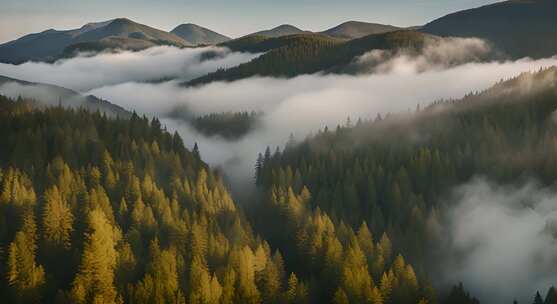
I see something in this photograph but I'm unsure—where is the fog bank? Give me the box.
[440,178,557,304]
[0,46,259,91]
[84,57,557,190]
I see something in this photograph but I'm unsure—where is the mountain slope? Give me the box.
[188,31,445,85]
[321,21,401,39]
[0,75,130,117]
[254,67,557,301]
[0,18,189,64]
[421,0,557,58]
[249,24,306,38]
[171,23,230,45]
[0,93,285,304]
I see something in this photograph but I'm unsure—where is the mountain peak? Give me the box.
[322,21,400,39]
[0,17,189,63]
[249,24,305,38]
[171,23,230,45]
[110,17,134,25]
[273,24,300,30]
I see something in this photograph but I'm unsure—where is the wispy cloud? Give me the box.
[0,46,259,91]
[439,178,557,304]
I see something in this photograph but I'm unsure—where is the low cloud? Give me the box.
[1,81,91,109]
[85,56,557,192]
[2,45,556,191]
[2,34,557,301]
[0,46,259,91]
[353,37,493,74]
[439,178,557,304]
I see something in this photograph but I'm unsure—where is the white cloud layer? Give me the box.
[441,178,557,304]
[354,37,493,73]
[1,44,556,193]
[0,46,259,91]
[83,57,557,190]
[2,39,557,302]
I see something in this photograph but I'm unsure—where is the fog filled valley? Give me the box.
[1,0,557,303]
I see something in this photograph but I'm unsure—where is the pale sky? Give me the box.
[0,0,502,43]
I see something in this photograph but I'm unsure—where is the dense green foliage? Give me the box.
[190,111,263,140]
[189,31,438,85]
[167,109,263,140]
[3,66,557,303]
[0,95,299,303]
[254,67,557,302]
[220,34,338,54]
[0,91,432,303]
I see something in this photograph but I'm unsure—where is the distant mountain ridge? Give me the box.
[421,0,557,58]
[0,75,130,117]
[190,30,456,85]
[0,18,190,64]
[171,23,230,45]
[248,24,307,38]
[2,1,555,65]
[320,21,401,39]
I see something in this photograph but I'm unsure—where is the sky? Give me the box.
[0,0,502,43]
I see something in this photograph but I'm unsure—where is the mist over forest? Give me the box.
[1,1,557,303]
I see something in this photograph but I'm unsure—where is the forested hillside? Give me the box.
[188,31,454,85]
[0,95,434,304]
[2,51,557,304]
[189,111,263,140]
[422,0,557,58]
[254,67,557,303]
[0,95,291,304]
[0,75,130,117]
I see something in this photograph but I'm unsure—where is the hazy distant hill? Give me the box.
[249,24,307,38]
[0,18,189,64]
[62,36,165,56]
[189,31,442,85]
[220,32,342,53]
[422,0,557,58]
[321,21,400,39]
[0,75,130,117]
[171,23,230,45]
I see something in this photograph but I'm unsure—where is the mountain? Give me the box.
[62,36,166,56]
[320,21,401,39]
[189,33,340,85]
[253,66,557,303]
[0,90,277,304]
[189,31,444,85]
[171,23,230,45]
[0,75,130,117]
[421,0,557,58]
[248,24,306,38]
[0,18,189,64]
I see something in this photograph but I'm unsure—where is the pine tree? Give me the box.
[368,286,383,304]
[71,209,120,304]
[221,268,237,304]
[189,255,213,304]
[546,287,557,304]
[332,288,348,304]
[534,291,544,304]
[378,233,392,263]
[193,142,201,160]
[6,231,46,303]
[42,186,73,249]
[256,153,264,185]
[286,273,299,303]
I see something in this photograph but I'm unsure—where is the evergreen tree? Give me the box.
[545,287,557,304]
[71,209,120,304]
